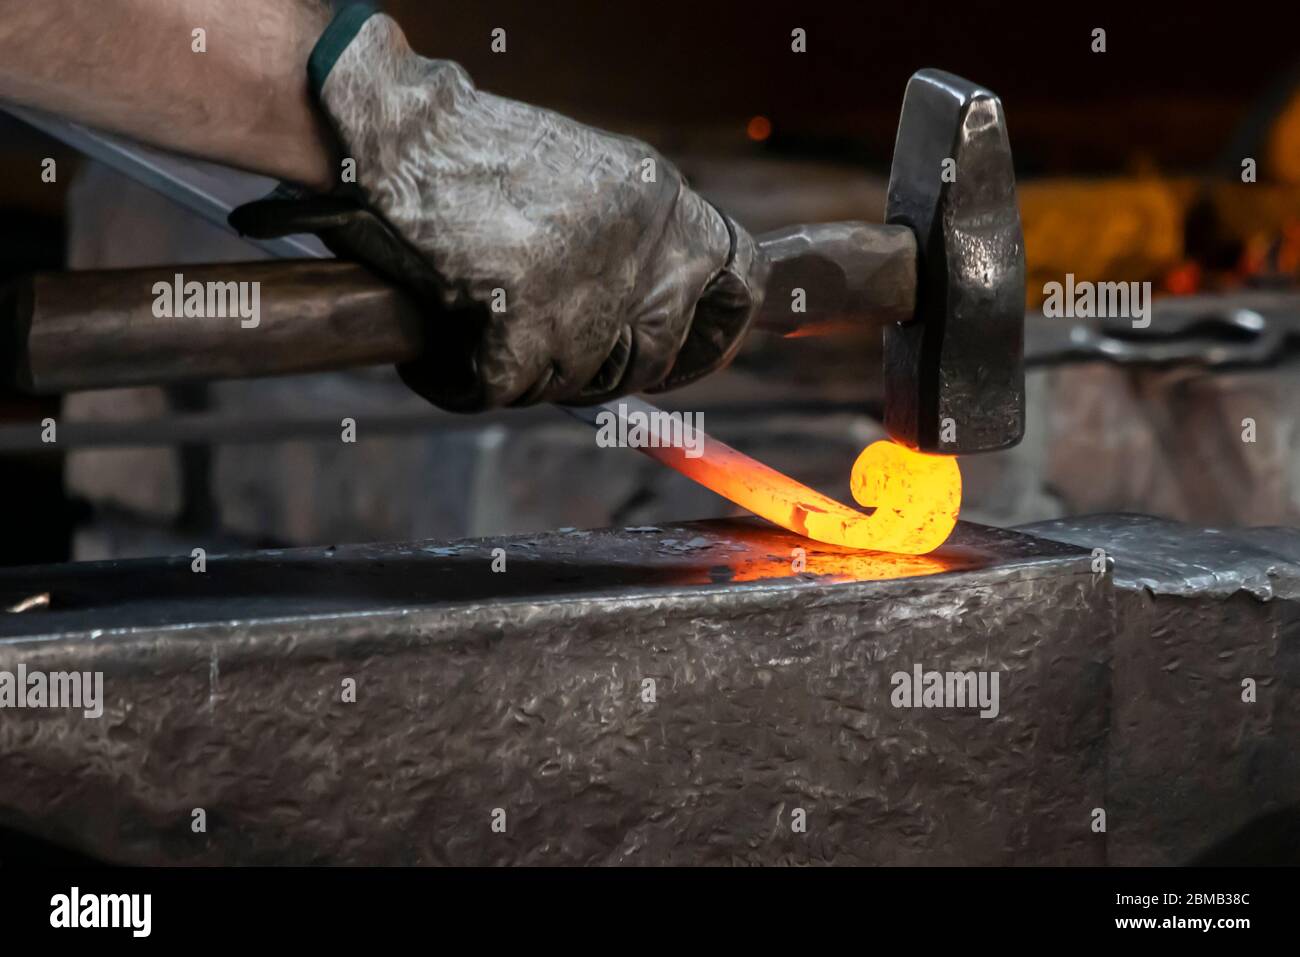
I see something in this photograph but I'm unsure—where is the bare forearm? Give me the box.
[0,0,337,190]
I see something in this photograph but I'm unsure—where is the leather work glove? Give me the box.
[230,4,767,412]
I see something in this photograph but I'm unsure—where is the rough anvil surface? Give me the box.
[1022,514,1300,866]
[0,519,1109,865]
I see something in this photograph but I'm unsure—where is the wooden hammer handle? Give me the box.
[3,228,917,394]
[5,260,426,393]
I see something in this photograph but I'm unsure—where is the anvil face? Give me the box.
[0,518,1085,638]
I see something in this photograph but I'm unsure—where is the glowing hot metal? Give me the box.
[570,398,961,555]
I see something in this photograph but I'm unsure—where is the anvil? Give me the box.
[3,514,1298,865]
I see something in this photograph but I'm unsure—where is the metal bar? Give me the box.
[569,395,959,554]
[0,408,542,452]
[0,401,870,453]
[5,105,328,260]
[1024,291,1300,369]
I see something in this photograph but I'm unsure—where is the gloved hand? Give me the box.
[230,5,766,412]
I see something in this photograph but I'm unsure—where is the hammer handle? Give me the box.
[755,222,916,335]
[5,260,426,393]
[4,223,917,394]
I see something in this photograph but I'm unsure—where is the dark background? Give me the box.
[5,0,1297,221]
[385,0,1297,174]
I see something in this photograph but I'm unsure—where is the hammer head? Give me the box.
[884,69,1025,455]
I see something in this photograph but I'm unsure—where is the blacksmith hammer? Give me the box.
[3,70,1025,454]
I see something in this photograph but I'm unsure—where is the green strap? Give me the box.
[307,3,377,97]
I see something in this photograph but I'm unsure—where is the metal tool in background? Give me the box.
[1025,290,1300,368]
[2,104,328,261]
[3,68,1027,455]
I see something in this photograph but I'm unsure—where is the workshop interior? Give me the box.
[1,0,1299,872]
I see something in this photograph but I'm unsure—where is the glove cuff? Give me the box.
[307,3,380,95]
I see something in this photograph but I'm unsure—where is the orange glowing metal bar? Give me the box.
[846,441,961,553]
[600,400,961,555]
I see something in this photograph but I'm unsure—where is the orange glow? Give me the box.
[1239,234,1272,277]
[846,441,962,553]
[721,534,958,583]
[1281,219,1300,274]
[1163,259,1201,295]
[635,430,961,556]
[780,319,858,338]
[746,115,772,142]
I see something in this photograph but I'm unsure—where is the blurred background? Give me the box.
[5,0,1300,565]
